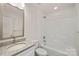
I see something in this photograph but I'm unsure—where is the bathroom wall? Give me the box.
[24,4,41,42]
[0,4,3,40]
[39,4,77,55]
[24,3,78,55]
[74,4,79,55]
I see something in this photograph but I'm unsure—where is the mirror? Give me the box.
[2,3,24,39]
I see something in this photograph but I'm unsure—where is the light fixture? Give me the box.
[21,3,25,8]
[53,6,58,10]
[10,3,24,9]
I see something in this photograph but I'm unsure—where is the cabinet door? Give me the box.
[16,46,35,56]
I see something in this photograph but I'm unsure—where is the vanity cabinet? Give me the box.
[16,45,36,56]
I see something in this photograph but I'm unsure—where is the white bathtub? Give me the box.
[39,44,77,56]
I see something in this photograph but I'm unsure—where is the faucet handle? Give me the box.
[43,40,46,42]
[43,36,46,39]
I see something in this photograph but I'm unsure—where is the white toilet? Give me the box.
[35,48,47,56]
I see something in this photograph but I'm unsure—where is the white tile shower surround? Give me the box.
[24,3,78,55]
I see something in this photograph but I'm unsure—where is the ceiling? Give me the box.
[31,3,75,15]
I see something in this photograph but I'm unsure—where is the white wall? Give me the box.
[24,4,41,42]
[24,3,78,55]
[74,4,79,55]
[0,4,3,40]
[40,4,77,55]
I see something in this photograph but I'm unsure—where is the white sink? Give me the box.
[7,43,26,52]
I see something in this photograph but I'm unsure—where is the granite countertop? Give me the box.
[0,40,38,56]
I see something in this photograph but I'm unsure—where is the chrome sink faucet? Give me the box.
[11,35,16,43]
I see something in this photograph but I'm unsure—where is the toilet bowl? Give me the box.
[35,48,47,56]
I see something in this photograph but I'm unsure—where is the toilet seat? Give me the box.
[35,48,47,56]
